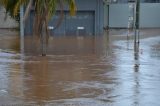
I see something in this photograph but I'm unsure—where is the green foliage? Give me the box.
[0,0,76,21]
[0,0,20,21]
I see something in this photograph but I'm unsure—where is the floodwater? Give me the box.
[0,29,160,106]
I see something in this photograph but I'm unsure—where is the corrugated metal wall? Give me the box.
[107,3,160,28]
[25,0,104,36]
[49,11,95,36]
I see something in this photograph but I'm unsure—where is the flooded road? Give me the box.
[0,29,160,106]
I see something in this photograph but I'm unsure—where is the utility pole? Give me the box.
[133,0,140,72]
[106,0,110,30]
[20,5,24,56]
[134,0,140,44]
[104,0,111,30]
[134,0,140,63]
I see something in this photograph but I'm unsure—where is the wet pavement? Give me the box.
[0,29,160,106]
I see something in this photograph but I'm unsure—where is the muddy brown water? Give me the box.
[0,29,160,106]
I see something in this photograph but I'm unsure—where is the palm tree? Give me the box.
[0,0,76,21]
[0,0,76,56]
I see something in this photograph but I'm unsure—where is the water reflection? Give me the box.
[20,34,116,105]
[104,30,111,56]
[134,42,140,72]
[133,70,140,106]
[23,57,52,102]
[133,40,140,105]
[0,29,160,105]
[22,54,116,103]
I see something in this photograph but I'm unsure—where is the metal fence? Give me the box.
[110,0,160,3]
[106,3,160,28]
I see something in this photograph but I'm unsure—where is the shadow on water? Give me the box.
[24,35,108,56]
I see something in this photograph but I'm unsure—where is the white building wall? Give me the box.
[0,7,18,28]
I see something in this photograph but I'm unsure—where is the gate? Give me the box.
[49,11,95,36]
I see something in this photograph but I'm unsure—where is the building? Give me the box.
[24,0,104,36]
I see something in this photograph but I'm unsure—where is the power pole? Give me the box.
[104,0,111,30]
[134,0,140,44]
[134,0,140,61]
[106,1,110,30]
[133,0,140,71]
[20,5,24,56]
